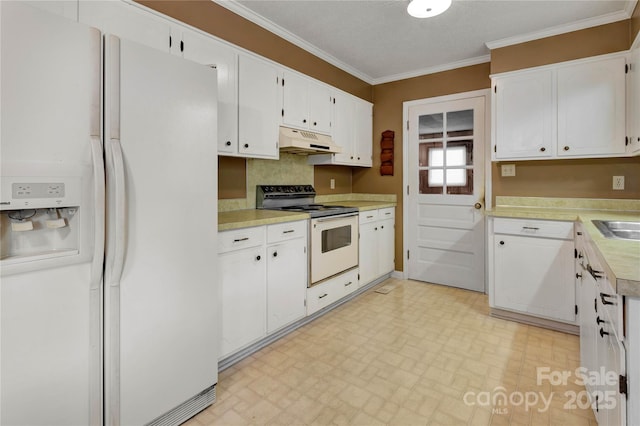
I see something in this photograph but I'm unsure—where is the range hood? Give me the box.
[278,126,342,155]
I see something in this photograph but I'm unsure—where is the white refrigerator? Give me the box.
[0,3,219,425]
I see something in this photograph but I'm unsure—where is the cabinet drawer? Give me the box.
[267,220,307,244]
[359,210,379,224]
[218,226,265,253]
[379,207,395,220]
[306,269,358,315]
[493,217,574,240]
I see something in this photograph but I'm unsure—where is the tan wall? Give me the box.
[490,21,630,74]
[354,63,492,271]
[137,0,372,101]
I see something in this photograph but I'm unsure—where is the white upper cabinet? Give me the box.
[282,71,332,135]
[79,1,173,53]
[238,54,281,159]
[492,53,627,161]
[308,92,373,167]
[176,28,238,155]
[493,69,554,160]
[557,56,626,157]
[627,43,640,155]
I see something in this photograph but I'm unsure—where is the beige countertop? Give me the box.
[218,209,309,231]
[218,194,397,231]
[487,197,640,297]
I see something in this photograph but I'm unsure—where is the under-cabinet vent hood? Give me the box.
[278,126,341,155]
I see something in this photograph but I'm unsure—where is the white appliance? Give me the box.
[0,3,219,425]
[278,126,342,155]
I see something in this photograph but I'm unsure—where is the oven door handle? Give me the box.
[314,212,359,222]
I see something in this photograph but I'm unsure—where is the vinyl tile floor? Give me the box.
[185,278,597,425]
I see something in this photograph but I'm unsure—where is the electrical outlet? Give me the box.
[613,176,625,190]
[330,178,335,190]
[501,164,516,177]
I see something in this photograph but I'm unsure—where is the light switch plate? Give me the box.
[501,164,516,177]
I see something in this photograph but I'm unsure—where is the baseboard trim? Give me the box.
[490,307,579,335]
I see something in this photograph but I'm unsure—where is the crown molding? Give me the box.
[213,0,375,84]
[486,4,636,50]
[371,55,491,85]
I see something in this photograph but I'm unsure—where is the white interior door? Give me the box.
[406,94,487,292]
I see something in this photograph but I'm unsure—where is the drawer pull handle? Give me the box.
[599,328,609,338]
[233,237,249,243]
[522,227,539,231]
[319,293,328,299]
[600,293,615,306]
[344,281,353,287]
[596,316,605,325]
[283,230,295,234]
[367,215,374,219]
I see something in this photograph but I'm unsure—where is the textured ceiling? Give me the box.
[218,0,636,83]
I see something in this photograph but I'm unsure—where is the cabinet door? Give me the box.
[79,1,172,53]
[579,270,599,398]
[307,81,332,134]
[179,29,238,154]
[219,246,267,358]
[354,99,373,166]
[358,221,378,287]
[266,238,306,333]
[378,217,395,276]
[493,70,554,159]
[628,46,640,154]
[494,234,575,322]
[331,91,356,164]
[238,55,280,159]
[557,57,626,157]
[282,72,309,130]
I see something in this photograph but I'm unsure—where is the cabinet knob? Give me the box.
[256,255,261,261]
[474,202,482,209]
[357,157,360,160]
[499,241,505,246]
[273,251,278,257]
[350,156,354,159]
[303,119,307,123]
[381,225,384,229]
[225,141,231,146]
[540,147,546,152]
[564,146,570,151]
[244,143,249,149]
[576,273,582,279]
[313,121,317,126]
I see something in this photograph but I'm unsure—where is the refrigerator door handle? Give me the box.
[89,136,105,290]
[108,138,126,287]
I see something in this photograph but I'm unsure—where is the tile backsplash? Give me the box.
[219,153,313,212]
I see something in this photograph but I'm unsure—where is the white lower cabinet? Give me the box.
[266,221,307,334]
[490,217,576,323]
[218,226,267,359]
[219,221,307,358]
[359,208,395,287]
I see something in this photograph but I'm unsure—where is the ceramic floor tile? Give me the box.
[191,279,596,425]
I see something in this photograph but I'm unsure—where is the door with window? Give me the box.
[406,94,487,292]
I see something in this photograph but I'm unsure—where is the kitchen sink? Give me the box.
[592,220,640,241]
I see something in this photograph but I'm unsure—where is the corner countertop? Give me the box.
[487,197,640,298]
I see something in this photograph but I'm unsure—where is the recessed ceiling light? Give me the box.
[407,0,452,18]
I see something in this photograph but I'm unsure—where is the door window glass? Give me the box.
[418,110,474,195]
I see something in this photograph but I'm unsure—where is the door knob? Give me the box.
[474,202,482,209]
